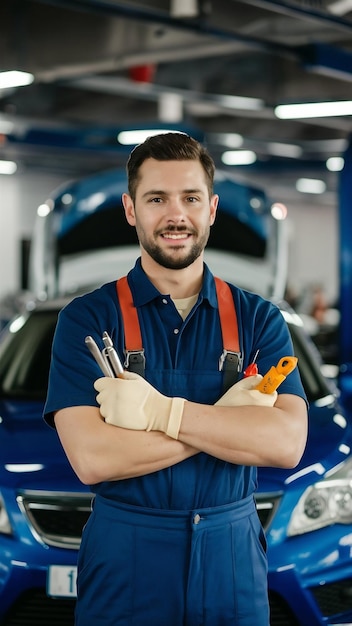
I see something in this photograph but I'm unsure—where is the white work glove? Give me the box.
[216,374,277,407]
[94,371,185,439]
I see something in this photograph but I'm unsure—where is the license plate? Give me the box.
[47,565,77,598]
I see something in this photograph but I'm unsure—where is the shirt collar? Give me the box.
[127,257,219,309]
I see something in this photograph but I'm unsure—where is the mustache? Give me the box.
[157,225,197,235]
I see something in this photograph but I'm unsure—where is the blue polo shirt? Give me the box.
[44,258,306,509]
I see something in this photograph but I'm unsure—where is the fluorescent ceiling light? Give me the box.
[326,156,344,171]
[221,150,257,165]
[0,160,17,175]
[117,129,184,145]
[327,0,352,14]
[0,119,15,134]
[275,101,352,119]
[296,178,326,194]
[0,70,34,89]
[221,133,243,149]
[170,0,199,18]
[267,142,303,158]
[158,93,183,123]
[219,94,264,111]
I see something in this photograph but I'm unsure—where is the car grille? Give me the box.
[311,577,352,617]
[2,588,299,626]
[17,490,94,549]
[3,589,75,626]
[17,489,280,550]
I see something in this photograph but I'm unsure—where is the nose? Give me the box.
[166,197,186,223]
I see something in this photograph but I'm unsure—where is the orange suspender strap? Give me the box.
[116,275,241,387]
[214,276,239,354]
[116,275,146,375]
[214,276,241,391]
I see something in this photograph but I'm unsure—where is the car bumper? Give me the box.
[268,525,352,626]
[0,540,77,624]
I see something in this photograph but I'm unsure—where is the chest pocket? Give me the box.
[116,276,242,394]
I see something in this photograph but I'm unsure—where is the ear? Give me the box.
[122,193,136,226]
[209,194,219,226]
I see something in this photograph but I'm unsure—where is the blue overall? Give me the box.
[44,259,306,626]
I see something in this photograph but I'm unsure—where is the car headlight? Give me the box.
[288,456,352,536]
[0,493,12,535]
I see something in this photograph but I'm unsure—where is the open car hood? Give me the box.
[29,168,289,300]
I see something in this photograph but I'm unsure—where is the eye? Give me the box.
[186,196,199,203]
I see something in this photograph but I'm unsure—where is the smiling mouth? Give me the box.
[161,233,191,240]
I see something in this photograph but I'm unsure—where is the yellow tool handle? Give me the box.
[255,356,298,394]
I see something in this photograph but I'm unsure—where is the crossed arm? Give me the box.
[54,385,307,486]
[54,405,198,484]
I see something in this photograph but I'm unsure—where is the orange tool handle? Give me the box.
[255,356,298,394]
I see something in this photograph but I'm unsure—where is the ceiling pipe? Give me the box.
[237,0,352,33]
[35,41,253,83]
[31,0,352,48]
[69,75,352,133]
[28,0,299,59]
[30,0,352,84]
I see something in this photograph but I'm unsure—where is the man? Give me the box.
[44,132,307,626]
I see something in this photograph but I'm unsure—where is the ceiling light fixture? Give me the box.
[219,94,264,111]
[267,142,303,158]
[0,70,34,89]
[0,119,14,134]
[296,178,326,194]
[220,133,244,149]
[117,129,184,145]
[275,101,352,119]
[327,0,352,14]
[326,156,344,171]
[158,93,183,123]
[221,150,257,165]
[170,0,199,17]
[0,160,17,175]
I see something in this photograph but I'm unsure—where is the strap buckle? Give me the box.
[124,349,146,376]
[219,350,243,393]
[219,350,243,372]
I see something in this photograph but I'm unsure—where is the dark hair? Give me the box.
[126,132,215,201]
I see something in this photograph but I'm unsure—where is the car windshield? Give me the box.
[0,310,58,400]
[287,320,331,403]
[0,307,331,404]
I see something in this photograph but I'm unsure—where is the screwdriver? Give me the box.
[244,349,259,378]
[255,356,298,394]
[85,332,124,378]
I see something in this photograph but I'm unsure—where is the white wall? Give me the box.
[0,170,67,301]
[0,169,340,313]
[286,201,339,310]
[1,178,19,300]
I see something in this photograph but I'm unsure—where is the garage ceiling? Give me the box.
[1,0,352,206]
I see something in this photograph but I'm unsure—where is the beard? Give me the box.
[137,224,210,270]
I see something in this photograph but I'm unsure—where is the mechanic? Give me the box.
[44,132,308,626]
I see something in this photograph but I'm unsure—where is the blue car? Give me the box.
[1,166,352,625]
[0,293,352,626]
